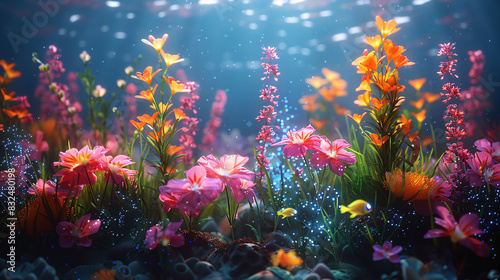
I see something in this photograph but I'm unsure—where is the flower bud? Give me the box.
[93,85,106,97]
[49,84,57,93]
[68,107,76,116]
[80,51,91,63]
[116,79,126,89]
[124,66,134,75]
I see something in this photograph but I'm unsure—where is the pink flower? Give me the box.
[309,138,356,176]
[54,146,108,187]
[56,214,101,248]
[424,206,490,257]
[232,179,257,204]
[197,154,254,196]
[103,155,138,186]
[474,139,500,163]
[372,241,402,263]
[272,125,321,158]
[29,179,84,199]
[20,130,49,161]
[144,222,184,250]
[159,166,222,215]
[467,151,500,188]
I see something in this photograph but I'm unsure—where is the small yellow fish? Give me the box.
[340,200,372,218]
[277,208,297,219]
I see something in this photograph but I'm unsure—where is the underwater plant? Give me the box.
[351,16,417,185]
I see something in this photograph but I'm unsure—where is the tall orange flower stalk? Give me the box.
[131,33,187,184]
[351,16,417,183]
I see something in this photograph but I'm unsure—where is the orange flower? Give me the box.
[348,112,367,125]
[150,102,172,114]
[371,133,389,148]
[400,114,413,136]
[333,104,350,116]
[142,34,168,53]
[321,68,340,82]
[164,76,187,95]
[305,76,328,89]
[371,98,389,110]
[1,88,17,102]
[319,86,346,102]
[408,78,426,91]
[134,66,161,86]
[137,112,159,126]
[299,94,320,112]
[364,35,382,51]
[407,131,419,142]
[136,84,158,103]
[356,76,372,92]
[359,52,379,72]
[130,120,145,131]
[422,136,434,147]
[421,92,441,104]
[173,108,186,120]
[394,55,414,69]
[374,72,402,92]
[309,119,328,130]
[375,15,400,39]
[166,145,184,156]
[384,168,447,202]
[160,50,183,67]
[354,91,370,107]
[410,98,425,110]
[0,60,21,80]
[3,107,29,119]
[411,110,426,123]
[383,40,405,63]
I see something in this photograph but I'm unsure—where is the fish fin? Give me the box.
[340,205,348,213]
[350,213,357,218]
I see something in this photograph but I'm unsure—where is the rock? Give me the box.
[170,262,196,280]
[194,261,215,278]
[247,270,281,280]
[184,257,200,270]
[263,231,294,252]
[207,241,271,279]
[304,273,321,280]
[311,263,335,280]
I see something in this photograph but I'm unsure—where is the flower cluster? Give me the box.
[176,70,200,167]
[54,145,137,197]
[351,16,415,183]
[130,33,188,182]
[200,89,227,151]
[33,46,83,131]
[1,59,34,124]
[437,43,471,195]
[255,47,280,178]
[273,125,356,177]
[159,154,256,216]
[302,68,349,130]
[466,139,500,188]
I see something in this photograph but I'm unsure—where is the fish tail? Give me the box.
[340,205,348,213]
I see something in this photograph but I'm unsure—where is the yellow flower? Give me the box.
[160,50,184,67]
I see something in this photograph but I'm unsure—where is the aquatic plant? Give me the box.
[437,43,472,206]
[351,16,416,184]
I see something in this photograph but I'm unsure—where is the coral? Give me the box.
[0,257,58,280]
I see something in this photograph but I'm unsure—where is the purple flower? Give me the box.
[372,241,403,263]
